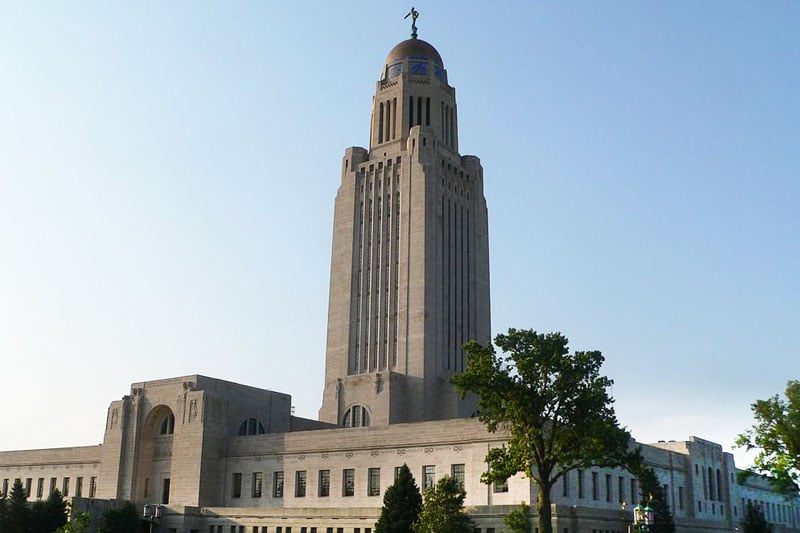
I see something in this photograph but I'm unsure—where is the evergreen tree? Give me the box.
[43,489,69,532]
[412,476,473,533]
[0,490,7,530]
[504,502,532,533]
[633,465,675,533]
[741,501,773,533]
[5,479,30,533]
[375,464,422,533]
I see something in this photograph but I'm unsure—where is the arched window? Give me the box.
[238,417,266,436]
[342,405,370,428]
[159,413,175,435]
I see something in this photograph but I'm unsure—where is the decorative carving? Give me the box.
[298,455,306,461]
[453,445,463,452]
[345,451,354,458]
[109,408,119,429]
[321,453,329,459]
[153,440,173,459]
[370,450,379,457]
[397,449,406,455]
[424,447,434,454]
[188,399,198,423]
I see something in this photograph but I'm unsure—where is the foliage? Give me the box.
[98,500,142,533]
[56,511,92,533]
[736,380,800,495]
[0,484,68,533]
[0,491,6,527]
[412,476,473,533]
[375,464,422,533]
[632,465,675,533]
[504,502,532,533]
[4,479,31,533]
[741,501,773,533]
[42,489,69,532]
[451,328,637,533]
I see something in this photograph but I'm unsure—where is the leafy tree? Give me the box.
[504,502,532,533]
[632,465,675,533]
[451,328,637,533]
[741,501,773,533]
[56,510,92,533]
[98,500,142,533]
[736,380,800,495]
[412,476,473,533]
[4,479,30,533]
[375,464,422,533]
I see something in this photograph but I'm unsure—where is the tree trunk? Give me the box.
[537,481,554,533]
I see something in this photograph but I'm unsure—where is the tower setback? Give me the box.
[319,32,491,427]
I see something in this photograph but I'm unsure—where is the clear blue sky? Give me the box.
[1,2,798,468]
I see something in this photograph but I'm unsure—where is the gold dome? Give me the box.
[385,38,443,67]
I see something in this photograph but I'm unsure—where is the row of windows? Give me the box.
[744,498,799,525]
[230,465,471,500]
[0,476,97,499]
[208,525,372,533]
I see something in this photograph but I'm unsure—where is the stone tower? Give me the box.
[319,26,490,428]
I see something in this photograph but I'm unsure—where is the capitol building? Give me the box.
[1,24,797,533]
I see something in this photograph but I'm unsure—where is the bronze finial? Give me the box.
[404,7,419,39]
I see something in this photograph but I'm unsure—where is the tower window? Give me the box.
[159,413,175,435]
[238,417,266,436]
[342,405,370,427]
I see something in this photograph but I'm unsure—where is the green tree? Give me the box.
[736,380,800,495]
[741,501,773,533]
[4,479,30,533]
[98,500,142,533]
[0,490,8,527]
[451,328,637,533]
[375,464,422,533]
[504,502,532,533]
[632,465,675,533]
[56,511,92,533]
[412,476,473,533]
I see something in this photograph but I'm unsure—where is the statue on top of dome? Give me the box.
[404,7,419,39]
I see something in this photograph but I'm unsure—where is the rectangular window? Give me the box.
[562,472,569,497]
[451,464,465,490]
[630,479,637,504]
[144,478,151,498]
[63,477,70,497]
[89,476,97,498]
[343,469,355,497]
[368,468,380,496]
[493,478,509,493]
[295,471,306,497]
[232,473,242,498]
[394,467,403,480]
[2,479,7,496]
[37,478,44,499]
[252,472,263,498]
[273,472,284,498]
[618,476,625,504]
[75,477,83,498]
[318,470,330,497]
[25,478,32,497]
[605,474,612,502]
[422,465,435,490]
[577,470,584,499]
[49,478,57,496]
[591,472,598,500]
